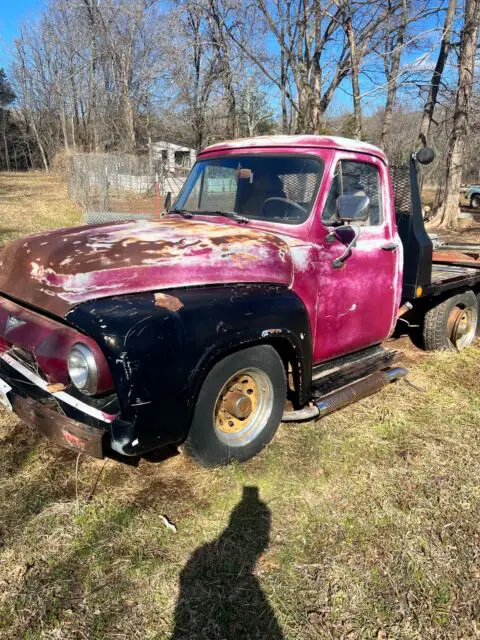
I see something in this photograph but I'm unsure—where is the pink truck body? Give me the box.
[0,135,476,463]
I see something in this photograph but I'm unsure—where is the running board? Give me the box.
[311,345,401,397]
[282,367,408,422]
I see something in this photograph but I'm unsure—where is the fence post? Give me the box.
[103,165,110,212]
[155,172,160,216]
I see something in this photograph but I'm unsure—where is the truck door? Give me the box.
[313,154,402,363]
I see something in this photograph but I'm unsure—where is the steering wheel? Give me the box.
[262,197,307,219]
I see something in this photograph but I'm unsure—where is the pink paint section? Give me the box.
[0,218,294,317]
[202,135,387,162]
[299,150,401,362]
[0,137,403,370]
[199,142,400,364]
[0,295,113,388]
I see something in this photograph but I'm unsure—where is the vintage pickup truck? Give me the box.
[0,135,479,466]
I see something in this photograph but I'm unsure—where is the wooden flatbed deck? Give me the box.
[425,246,480,295]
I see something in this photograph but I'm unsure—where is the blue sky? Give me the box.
[0,0,452,117]
[0,0,42,69]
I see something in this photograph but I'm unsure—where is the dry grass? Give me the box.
[0,173,480,639]
[0,171,81,246]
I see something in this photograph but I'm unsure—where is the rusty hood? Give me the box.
[0,218,294,317]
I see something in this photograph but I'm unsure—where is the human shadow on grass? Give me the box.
[171,486,284,640]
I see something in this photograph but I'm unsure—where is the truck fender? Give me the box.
[66,283,313,452]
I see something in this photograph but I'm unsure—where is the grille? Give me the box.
[10,346,47,380]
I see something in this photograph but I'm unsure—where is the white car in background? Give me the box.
[464,185,480,209]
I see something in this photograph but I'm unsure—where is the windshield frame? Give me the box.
[173,152,325,226]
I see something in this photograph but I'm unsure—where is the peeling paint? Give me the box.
[202,135,386,160]
[154,292,184,312]
[110,436,132,455]
[261,328,283,337]
[0,218,294,317]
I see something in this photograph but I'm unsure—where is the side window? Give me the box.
[322,160,382,226]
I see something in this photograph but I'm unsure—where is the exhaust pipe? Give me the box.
[282,367,408,422]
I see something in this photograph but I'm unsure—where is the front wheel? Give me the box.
[184,345,287,467]
[422,291,478,351]
[471,194,480,209]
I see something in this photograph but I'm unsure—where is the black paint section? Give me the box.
[396,154,433,299]
[66,283,312,455]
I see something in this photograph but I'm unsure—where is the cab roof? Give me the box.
[201,135,387,163]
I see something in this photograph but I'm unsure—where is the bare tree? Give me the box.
[169,0,219,149]
[380,0,408,150]
[3,0,479,190]
[206,0,238,138]
[418,0,457,145]
[431,0,480,229]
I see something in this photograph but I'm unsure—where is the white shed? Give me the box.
[152,140,196,172]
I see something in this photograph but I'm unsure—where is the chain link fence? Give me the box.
[65,153,190,224]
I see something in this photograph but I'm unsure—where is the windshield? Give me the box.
[174,155,324,225]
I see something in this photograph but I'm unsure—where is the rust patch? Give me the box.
[231,253,258,264]
[154,292,184,312]
[0,217,293,317]
[62,429,88,451]
[433,249,480,265]
[46,382,67,393]
[11,394,104,458]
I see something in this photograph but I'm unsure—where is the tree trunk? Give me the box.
[418,0,456,145]
[345,15,362,140]
[1,113,10,171]
[3,132,10,171]
[60,108,69,152]
[30,115,49,172]
[433,0,480,230]
[280,30,288,133]
[71,115,76,152]
[123,75,136,152]
[381,0,407,150]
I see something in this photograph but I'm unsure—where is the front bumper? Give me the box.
[0,352,117,458]
[11,393,104,457]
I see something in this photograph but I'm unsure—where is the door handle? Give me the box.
[381,243,398,251]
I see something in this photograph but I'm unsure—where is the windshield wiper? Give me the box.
[200,210,249,224]
[166,208,194,219]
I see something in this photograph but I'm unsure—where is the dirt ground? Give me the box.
[0,172,479,639]
[434,208,480,245]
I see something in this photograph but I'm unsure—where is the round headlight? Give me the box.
[67,343,98,395]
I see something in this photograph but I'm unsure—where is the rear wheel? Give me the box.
[184,345,287,467]
[471,194,480,209]
[422,291,478,351]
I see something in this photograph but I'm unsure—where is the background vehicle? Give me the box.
[0,135,479,467]
[464,184,480,208]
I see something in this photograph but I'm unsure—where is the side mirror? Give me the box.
[337,195,370,222]
[164,191,172,212]
[415,147,435,165]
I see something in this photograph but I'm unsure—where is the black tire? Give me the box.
[422,291,478,351]
[184,345,287,467]
[471,194,480,209]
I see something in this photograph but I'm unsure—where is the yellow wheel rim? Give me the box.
[214,368,273,446]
